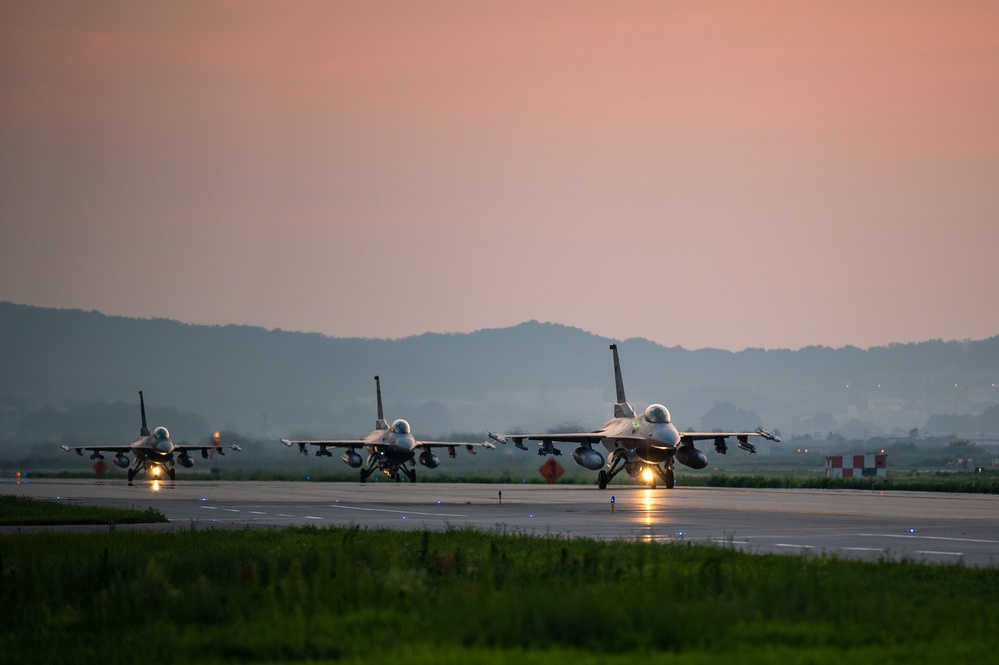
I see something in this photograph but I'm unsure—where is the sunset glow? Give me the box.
[2,2,997,350]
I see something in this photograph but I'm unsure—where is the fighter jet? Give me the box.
[280,375,495,483]
[489,344,780,489]
[61,391,241,483]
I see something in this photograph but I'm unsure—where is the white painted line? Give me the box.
[916,550,963,557]
[223,508,239,512]
[775,543,814,549]
[277,513,294,517]
[841,547,885,553]
[249,511,265,515]
[200,506,217,510]
[330,505,467,518]
[305,516,323,520]
[854,533,999,545]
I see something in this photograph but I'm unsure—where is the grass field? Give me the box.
[0,494,167,526]
[2,524,997,664]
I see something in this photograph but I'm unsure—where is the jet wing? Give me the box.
[61,445,133,456]
[280,438,367,454]
[281,438,367,446]
[678,428,781,454]
[280,438,495,456]
[174,443,243,456]
[62,443,241,457]
[416,440,496,454]
[488,431,603,449]
[487,431,658,455]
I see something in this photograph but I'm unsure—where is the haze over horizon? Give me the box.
[3,2,998,352]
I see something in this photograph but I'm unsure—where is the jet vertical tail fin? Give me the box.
[138,390,150,436]
[609,344,636,419]
[374,375,388,430]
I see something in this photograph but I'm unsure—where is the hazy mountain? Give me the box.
[2,302,998,449]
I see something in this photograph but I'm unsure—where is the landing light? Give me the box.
[152,466,161,476]
[641,467,654,484]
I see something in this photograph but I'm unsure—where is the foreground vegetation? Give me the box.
[0,494,167,526]
[1,526,997,663]
[684,468,999,494]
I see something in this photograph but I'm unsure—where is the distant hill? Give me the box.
[2,302,998,447]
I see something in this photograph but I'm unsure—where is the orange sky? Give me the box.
[2,1,998,350]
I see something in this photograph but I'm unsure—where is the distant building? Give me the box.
[825,454,887,478]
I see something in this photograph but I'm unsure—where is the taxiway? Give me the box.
[3,479,998,566]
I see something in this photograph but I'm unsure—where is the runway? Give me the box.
[4,478,999,566]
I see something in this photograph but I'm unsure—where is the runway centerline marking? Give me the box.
[330,505,467,518]
[854,533,999,545]
[916,550,963,557]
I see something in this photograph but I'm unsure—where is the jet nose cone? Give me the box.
[396,434,416,451]
[650,424,680,448]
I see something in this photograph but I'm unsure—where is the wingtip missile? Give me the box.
[490,431,529,450]
[756,427,781,443]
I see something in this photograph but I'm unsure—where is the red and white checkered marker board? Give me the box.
[825,454,887,478]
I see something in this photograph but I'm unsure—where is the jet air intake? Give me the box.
[572,446,605,470]
[675,445,708,469]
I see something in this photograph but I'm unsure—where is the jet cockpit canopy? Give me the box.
[644,404,671,424]
[391,419,411,434]
[153,426,170,440]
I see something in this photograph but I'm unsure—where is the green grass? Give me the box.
[678,468,999,493]
[1,526,997,663]
[0,494,167,526]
